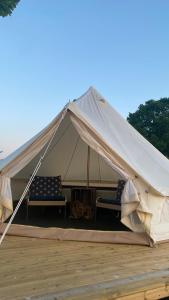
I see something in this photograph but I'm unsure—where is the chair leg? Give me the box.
[64,205,66,218]
[115,210,120,219]
[95,206,97,222]
[26,202,29,222]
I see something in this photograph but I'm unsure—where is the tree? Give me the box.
[0,0,20,17]
[127,98,169,158]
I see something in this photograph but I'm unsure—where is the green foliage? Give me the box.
[127,98,169,158]
[0,0,20,17]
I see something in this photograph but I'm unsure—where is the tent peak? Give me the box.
[75,86,107,105]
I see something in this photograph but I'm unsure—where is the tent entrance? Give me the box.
[13,113,125,185]
[9,113,129,234]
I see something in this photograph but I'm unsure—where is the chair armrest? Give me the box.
[64,195,67,203]
[25,191,30,202]
[96,196,102,203]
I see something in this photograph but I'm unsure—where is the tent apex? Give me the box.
[88,85,101,95]
[75,86,106,106]
[88,85,96,91]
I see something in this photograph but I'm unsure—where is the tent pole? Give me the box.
[87,145,90,188]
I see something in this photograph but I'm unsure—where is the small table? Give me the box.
[70,187,96,220]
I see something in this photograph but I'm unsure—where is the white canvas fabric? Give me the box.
[1,87,169,243]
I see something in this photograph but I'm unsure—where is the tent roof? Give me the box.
[1,86,169,195]
[71,87,169,195]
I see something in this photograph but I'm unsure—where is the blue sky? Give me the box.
[0,0,169,157]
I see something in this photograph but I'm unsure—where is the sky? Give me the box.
[0,0,169,158]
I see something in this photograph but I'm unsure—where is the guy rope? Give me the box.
[0,109,66,246]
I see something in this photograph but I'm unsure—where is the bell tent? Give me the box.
[1,87,169,245]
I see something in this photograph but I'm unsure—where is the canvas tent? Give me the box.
[1,86,169,245]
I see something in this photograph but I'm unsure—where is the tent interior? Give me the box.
[11,112,127,231]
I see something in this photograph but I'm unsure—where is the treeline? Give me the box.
[127,98,169,158]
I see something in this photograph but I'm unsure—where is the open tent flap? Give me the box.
[0,176,13,222]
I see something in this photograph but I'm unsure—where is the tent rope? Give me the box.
[0,115,65,246]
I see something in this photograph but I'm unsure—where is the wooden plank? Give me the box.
[1,235,169,299]
[145,285,169,300]
[22,273,169,300]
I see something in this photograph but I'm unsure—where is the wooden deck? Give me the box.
[1,236,169,299]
